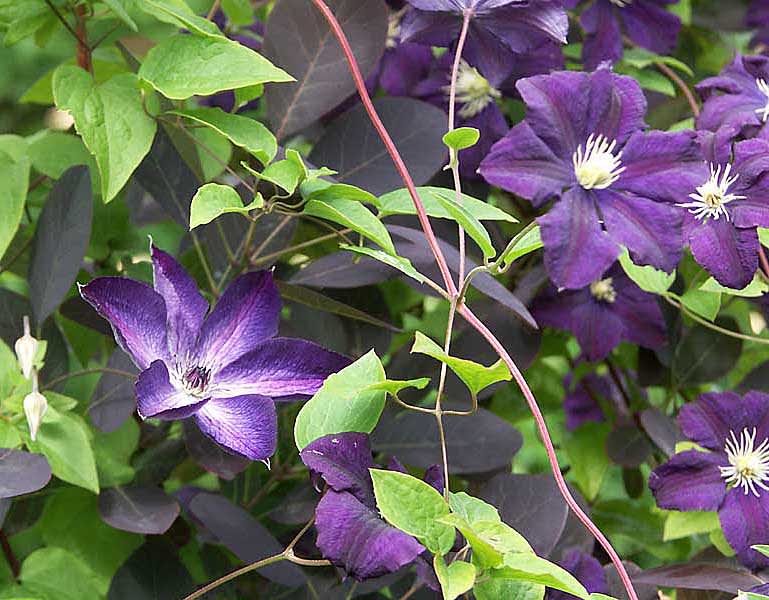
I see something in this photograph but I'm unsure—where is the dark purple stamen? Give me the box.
[183,366,210,395]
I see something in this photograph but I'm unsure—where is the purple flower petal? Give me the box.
[580,0,623,70]
[718,487,769,570]
[314,489,425,580]
[423,464,445,494]
[730,138,769,229]
[300,433,376,506]
[194,271,280,372]
[571,297,624,361]
[610,273,667,350]
[194,395,277,461]
[79,277,169,370]
[678,392,750,452]
[135,360,205,420]
[649,450,727,512]
[151,245,208,357]
[549,549,608,599]
[743,390,769,443]
[621,1,681,56]
[687,217,759,290]
[562,373,608,431]
[212,338,349,399]
[378,43,434,97]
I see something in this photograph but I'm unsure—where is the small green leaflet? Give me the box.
[618,247,675,294]
[497,225,542,270]
[700,273,769,297]
[430,192,496,259]
[442,127,480,151]
[139,0,224,37]
[0,136,30,262]
[433,555,476,600]
[678,289,721,321]
[495,553,591,600]
[378,186,516,222]
[303,197,396,255]
[339,244,426,284]
[189,183,262,230]
[663,510,719,541]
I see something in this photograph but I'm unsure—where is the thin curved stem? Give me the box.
[42,367,136,391]
[664,294,769,345]
[183,553,287,600]
[655,61,700,118]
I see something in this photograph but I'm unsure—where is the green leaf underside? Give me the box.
[378,186,516,222]
[189,183,262,229]
[339,244,426,284]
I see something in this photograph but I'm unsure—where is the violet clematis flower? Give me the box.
[697,54,769,140]
[748,1,769,50]
[300,432,442,580]
[80,245,349,462]
[562,372,613,430]
[565,0,681,70]
[649,391,769,570]
[533,263,666,360]
[399,0,568,77]
[678,130,769,290]
[376,5,435,97]
[479,67,702,289]
[546,549,609,600]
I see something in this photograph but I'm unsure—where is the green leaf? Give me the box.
[590,595,621,600]
[102,0,138,30]
[700,273,769,297]
[294,350,386,449]
[562,422,610,502]
[679,289,721,321]
[430,191,495,259]
[622,47,694,77]
[443,127,480,151]
[663,510,719,541]
[369,468,455,554]
[168,107,277,165]
[139,0,224,37]
[497,225,542,270]
[53,67,156,202]
[307,183,379,207]
[618,247,675,294]
[411,331,511,396]
[304,197,396,255]
[26,131,90,179]
[221,0,253,25]
[19,548,103,600]
[378,186,516,222]
[753,544,769,558]
[28,406,99,494]
[365,378,431,396]
[496,553,590,600]
[139,34,293,100]
[475,577,544,600]
[0,135,30,261]
[339,244,426,284]
[433,555,476,600]
[189,183,261,229]
[449,492,500,523]
[438,514,531,569]
[94,419,140,488]
[710,526,735,557]
[233,83,264,109]
[244,158,304,194]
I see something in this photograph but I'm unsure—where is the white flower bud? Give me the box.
[14,316,39,380]
[23,373,47,442]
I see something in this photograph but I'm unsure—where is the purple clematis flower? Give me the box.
[748,1,769,50]
[80,245,349,462]
[562,372,612,430]
[479,67,702,289]
[649,391,769,570]
[697,54,769,140]
[565,0,681,70]
[400,0,568,77]
[533,263,666,360]
[546,549,609,599]
[300,432,442,580]
[679,130,769,290]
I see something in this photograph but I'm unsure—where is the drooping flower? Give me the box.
[697,54,769,140]
[679,130,769,289]
[300,432,442,580]
[80,245,349,462]
[400,0,568,77]
[533,263,666,361]
[546,549,609,600]
[564,0,681,70]
[479,67,702,289]
[649,391,769,570]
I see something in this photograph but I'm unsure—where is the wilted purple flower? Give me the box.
[400,0,568,76]
[679,131,769,289]
[649,391,769,570]
[300,432,442,580]
[697,54,769,140]
[479,67,702,289]
[533,263,666,361]
[546,549,609,600]
[565,0,681,70]
[80,245,348,462]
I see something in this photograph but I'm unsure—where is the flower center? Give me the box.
[755,78,769,122]
[720,428,769,497]
[572,134,626,190]
[386,8,405,48]
[608,0,632,6]
[446,60,501,119]
[590,277,617,303]
[677,163,745,221]
[181,365,211,397]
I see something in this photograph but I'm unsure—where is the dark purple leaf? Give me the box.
[108,539,195,600]
[89,349,139,433]
[604,562,659,600]
[0,449,51,498]
[737,359,769,393]
[639,408,682,458]
[288,251,396,288]
[479,473,568,557]
[267,484,318,525]
[606,425,652,468]
[371,408,522,475]
[634,562,764,593]
[309,98,447,195]
[183,420,250,481]
[672,319,742,385]
[264,0,388,140]
[549,491,594,562]
[98,486,180,535]
[0,499,10,527]
[133,439,187,486]
[280,300,349,355]
[29,165,92,325]
[187,492,306,587]
[59,296,111,335]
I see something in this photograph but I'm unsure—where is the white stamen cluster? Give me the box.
[590,277,617,303]
[572,134,626,190]
[677,163,745,221]
[720,428,769,497]
[447,60,501,119]
[386,8,405,48]
[755,78,769,123]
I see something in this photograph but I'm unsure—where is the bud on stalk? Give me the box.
[23,371,48,442]
[14,316,39,380]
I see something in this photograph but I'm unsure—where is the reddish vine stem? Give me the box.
[74,4,93,74]
[759,245,769,279]
[656,61,699,118]
[307,2,640,599]
[0,530,19,580]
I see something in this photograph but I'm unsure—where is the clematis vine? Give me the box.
[649,391,769,570]
[479,67,702,289]
[547,549,609,600]
[300,432,442,580]
[679,130,769,290]
[80,245,349,462]
[533,263,666,361]
[565,0,682,70]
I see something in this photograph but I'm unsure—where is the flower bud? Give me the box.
[23,373,47,442]
[14,316,39,380]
